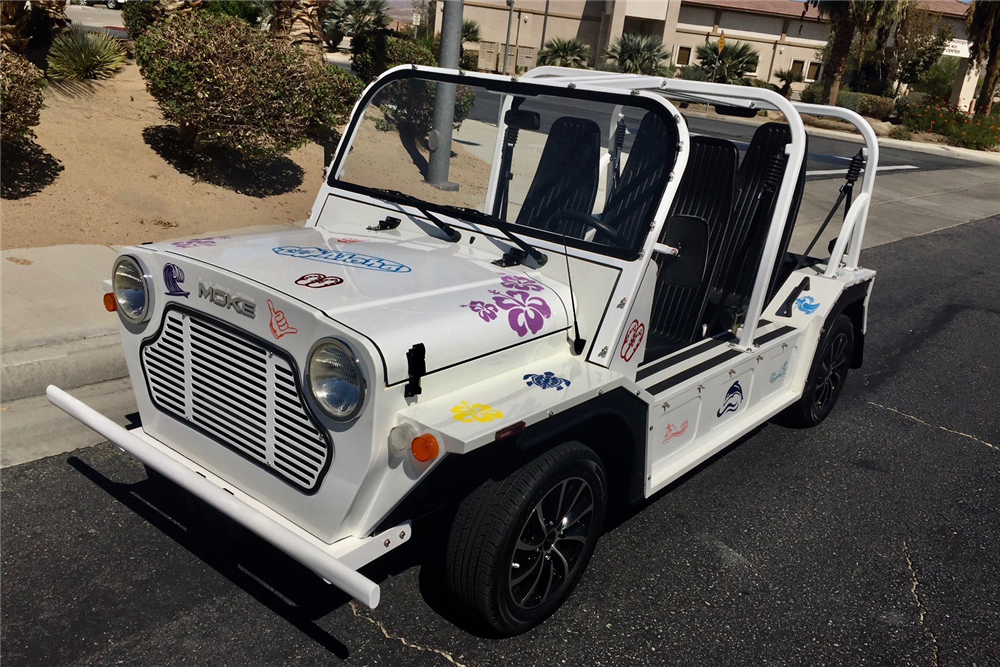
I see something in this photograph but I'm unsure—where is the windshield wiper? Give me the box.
[366,187,461,243]
[448,206,548,267]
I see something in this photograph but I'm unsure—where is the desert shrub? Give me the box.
[0,51,46,144]
[304,62,364,128]
[206,1,269,25]
[888,125,912,140]
[855,94,894,120]
[799,82,823,104]
[137,11,347,159]
[379,80,476,140]
[893,92,928,120]
[748,78,779,92]
[47,25,127,80]
[902,99,1000,149]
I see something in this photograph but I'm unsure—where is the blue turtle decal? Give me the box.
[523,372,571,391]
[770,361,788,383]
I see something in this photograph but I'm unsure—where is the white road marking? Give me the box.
[806,165,919,176]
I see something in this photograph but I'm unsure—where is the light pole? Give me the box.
[425,0,463,190]
[502,0,515,75]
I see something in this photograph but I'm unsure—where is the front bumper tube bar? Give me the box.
[46,385,381,609]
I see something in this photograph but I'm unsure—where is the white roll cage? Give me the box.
[520,67,879,349]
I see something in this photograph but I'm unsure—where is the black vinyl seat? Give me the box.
[644,136,739,361]
[599,111,678,249]
[706,122,806,331]
[514,116,601,238]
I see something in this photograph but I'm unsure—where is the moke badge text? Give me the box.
[198,283,256,319]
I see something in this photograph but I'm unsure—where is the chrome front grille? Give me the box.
[141,309,331,491]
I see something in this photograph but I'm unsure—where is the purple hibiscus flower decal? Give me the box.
[491,290,551,337]
[499,274,544,292]
[461,300,499,322]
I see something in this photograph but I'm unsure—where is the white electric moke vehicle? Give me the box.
[49,65,880,635]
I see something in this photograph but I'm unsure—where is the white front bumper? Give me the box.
[47,385,412,609]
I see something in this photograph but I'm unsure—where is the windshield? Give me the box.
[334,72,679,259]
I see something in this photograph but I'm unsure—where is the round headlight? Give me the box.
[308,340,366,421]
[113,256,149,324]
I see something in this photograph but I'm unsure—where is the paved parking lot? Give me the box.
[2,214,998,665]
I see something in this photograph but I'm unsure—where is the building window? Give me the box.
[676,46,692,66]
[806,61,821,82]
[790,60,805,78]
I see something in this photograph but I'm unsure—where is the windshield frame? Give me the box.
[327,66,682,262]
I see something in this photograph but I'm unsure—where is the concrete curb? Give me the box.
[1,334,128,403]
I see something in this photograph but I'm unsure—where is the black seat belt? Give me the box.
[792,149,865,273]
[609,116,627,198]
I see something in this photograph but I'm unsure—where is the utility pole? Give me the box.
[502,0,515,75]
[426,0,463,190]
[540,0,549,50]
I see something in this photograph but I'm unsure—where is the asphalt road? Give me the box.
[3,214,999,665]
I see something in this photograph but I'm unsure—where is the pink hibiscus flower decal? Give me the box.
[490,290,551,337]
[461,300,499,322]
[499,274,544,292]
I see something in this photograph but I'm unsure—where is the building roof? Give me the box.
[682,0,969,22]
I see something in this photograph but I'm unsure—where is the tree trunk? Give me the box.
[0,2,31,54]
[822,18,855,106]
[975,48,1000,114]
[33,1,71,35]
[271,0,326,63]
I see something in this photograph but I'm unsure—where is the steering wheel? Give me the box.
[544,209,623,246]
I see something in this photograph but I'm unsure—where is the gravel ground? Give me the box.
[2,215,998,666]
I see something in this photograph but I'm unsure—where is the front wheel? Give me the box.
[106,0,119,9]
[446,442,607,636]
[775,313,854,428]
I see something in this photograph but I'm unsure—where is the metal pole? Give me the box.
[502,0,515,75]
[426,0,463,190]
[540,0,549,49]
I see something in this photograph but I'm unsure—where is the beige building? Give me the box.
[435,0,981,107]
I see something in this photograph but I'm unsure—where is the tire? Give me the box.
[106,0,118,9]
[446,442,607,636]
[775,313,854,428]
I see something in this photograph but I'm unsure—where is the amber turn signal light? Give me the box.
[103,293,117,312]
[411,433,439,462]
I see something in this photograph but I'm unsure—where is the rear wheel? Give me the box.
[446,442,607,636]
[775,314,854,428]
[106,0,118,9]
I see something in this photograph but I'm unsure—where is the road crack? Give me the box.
[861,399,997,451]
[903,541,939,667]
[349,601,467,667]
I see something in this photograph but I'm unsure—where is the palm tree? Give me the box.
[326,0,389,39]
[462,19,481,45]
[606,33,670,76]
[809,0,906,105]
[1,2,32,53]
[538,37,591,68]
[695,41,759,84]
[775,67,804,98]
[33,2,71,35]
[967,0,1000,114]
[271,1,327,62]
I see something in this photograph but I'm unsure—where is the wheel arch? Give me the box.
[828,279,871,369]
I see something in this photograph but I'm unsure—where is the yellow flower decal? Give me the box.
[451,401,504,423]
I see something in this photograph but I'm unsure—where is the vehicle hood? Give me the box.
[155,227,571,384]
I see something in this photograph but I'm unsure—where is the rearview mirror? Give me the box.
[713,104,759,118]
[504,108,541,131]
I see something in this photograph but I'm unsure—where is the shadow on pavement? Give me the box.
[142,125,304,198]
[66,454,427,660]
[1,139,64,200]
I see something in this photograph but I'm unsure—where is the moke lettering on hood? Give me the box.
[198,283,256,319]
[272,246,412,273]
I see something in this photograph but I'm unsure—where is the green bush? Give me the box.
[206,1,269,25]
[856,94,894,120]
[748,78,779,92]
[47,25,127,81]
[0,51,46,144]
[799,82,822,104]
[902,99,1000,149]
[137,11,353,159]
[121,0,161,40]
